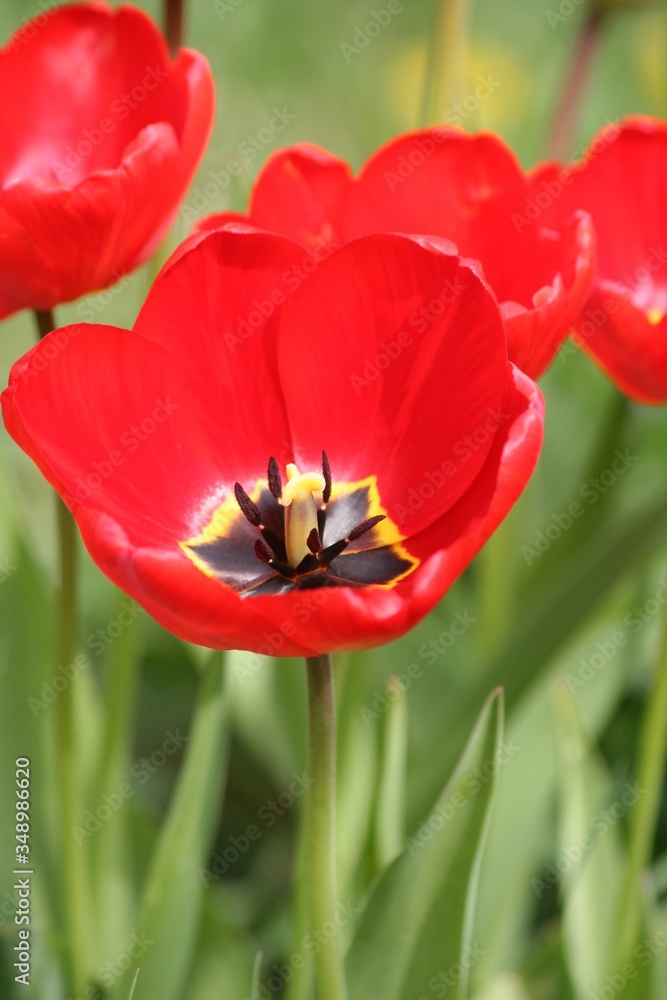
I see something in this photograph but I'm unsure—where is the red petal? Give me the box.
[276,233,508,535]
[502,212,596,377]
[404,365,544,617]
[250,144,352,249]
[2,324,230,544]
[134,228,310,482]
[0,3,214,317]
[574,283,667,404]
[529,118,667,400]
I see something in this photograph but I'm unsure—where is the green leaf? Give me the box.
[483,494,667,710]
[115,651,229,1000]
[549,680,624,999]
[346,689,504,1000]
[126,968,140,1000]
[250,951,263,1000]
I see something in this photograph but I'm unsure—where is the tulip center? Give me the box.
[180,451,419,596]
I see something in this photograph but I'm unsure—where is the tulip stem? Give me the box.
[302,654,348,1000]
[420,0,470,127]
[33,309,93,994]
[35,309,56,341]
[613,609,667,967]
[547,7,604,160]
[165,0,184,55]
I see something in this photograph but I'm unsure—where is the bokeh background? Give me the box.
[1,1,667,998]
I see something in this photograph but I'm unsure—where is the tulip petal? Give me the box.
[276,234,507,536]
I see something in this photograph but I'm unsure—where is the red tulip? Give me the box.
[0,2,214,320]
[193,129,595,380]
[529,117,667,403]
[2,229,543,655]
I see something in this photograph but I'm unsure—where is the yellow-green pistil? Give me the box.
[281,463,326,567]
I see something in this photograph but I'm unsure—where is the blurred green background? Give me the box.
[1,1,667,998]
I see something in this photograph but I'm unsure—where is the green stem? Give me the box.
[420,0,469,127]
[547,7,604,159]
[613,610,667,966]
[303,655,348,1000]
[55,489,94,991]
[284,825,313,1000]
[93,595,141,958]
[34,309,94,992]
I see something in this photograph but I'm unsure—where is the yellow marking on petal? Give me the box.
[180,473,419,590]
[647,307,664,326]
[328,475,419,587]
[179,481,264,581]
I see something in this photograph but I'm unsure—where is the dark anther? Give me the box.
[349,514,385,541]
[267,457,282,500]
[322,450,332,504]
[254,539,273,563]
[234,483,262,526]
[307,528,322,554]
[317,514,387,569]
[254,538,297,578]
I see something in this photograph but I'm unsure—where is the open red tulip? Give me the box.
[2,229,543,656]
[193,128,595,381]
[0,1,214,320]
[529,117,667,403]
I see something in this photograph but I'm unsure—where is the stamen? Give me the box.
[254,539,273,563]
[254,538,297,579]
[322,450,332,504]
[318,515,386,568]
[234,482,262,526]
[267,456,282,500]
[349,514,385,541]
[307,528,322,554]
